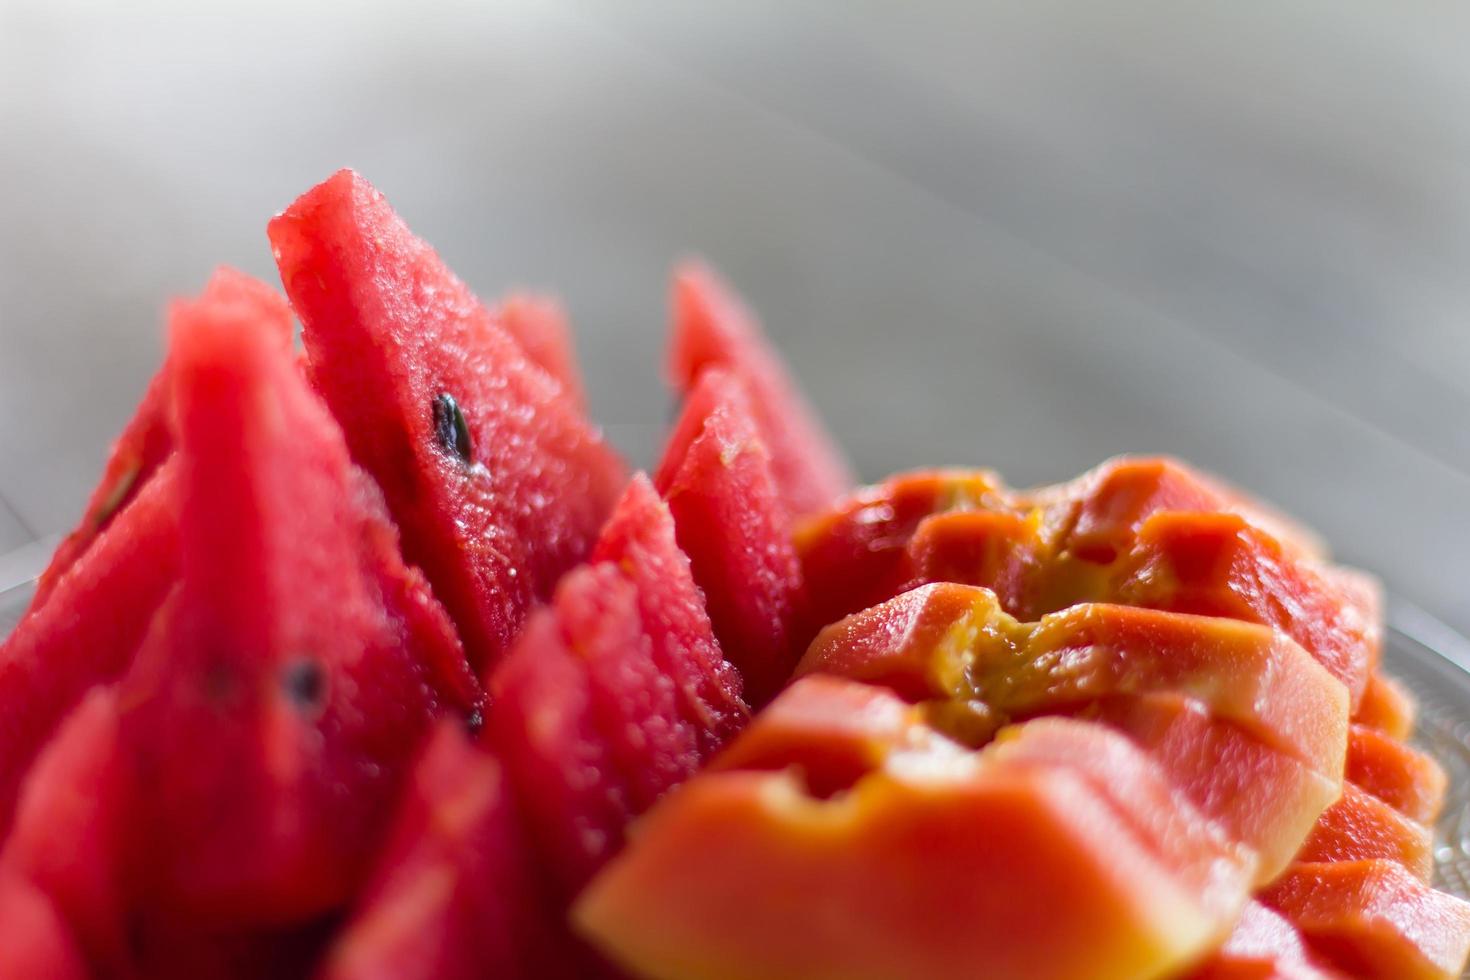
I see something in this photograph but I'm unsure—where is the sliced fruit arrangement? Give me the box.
[1,168,1464,979]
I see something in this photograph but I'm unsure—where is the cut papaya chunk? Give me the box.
[494,292,586,409]
[1347,724,1446,825]
[801,584,1348,776]
[1262,860,1470,980]
[1355,672,1416,740]
[1047,456,1326,564]
[796,469,1005,637]
[270,170,625,670]
[1190,901,1339,980]
[118,270,476,928]
[669,261,852,517]
[1294,784,1433,880]
[27,270,291,612]
[655,369,805,706]
[1087,694,1341,885]
[577,679,1247,980]
[1113,512,1379,705]
[322,722,573,980]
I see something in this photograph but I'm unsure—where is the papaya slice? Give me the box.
[1293,784,1433,879]
[577,678,1248,980]
[270,170,625,670]
[1354,672,1417,740]
[1262,860,1470,980]
[1347,724,1446,825]
[1190,901,1340,980]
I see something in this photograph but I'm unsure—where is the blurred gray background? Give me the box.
[3,0,1470,635]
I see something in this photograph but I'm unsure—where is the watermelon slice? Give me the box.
[1,688,129,972]
[491,562,744,895]
[27,269,291,613]
[117,268,476,930]
[0,875,90,980]
[654,369,805,705]
[590,474,748,755]
[496,292,586,410]
[322,722,573,980]
[0,462,175,843]
[669,261,852,518]
[269,170,625,671]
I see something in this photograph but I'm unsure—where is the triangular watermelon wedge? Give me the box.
[490,475,750,896]
[322,721,574,980]
[118,266,477,930]
[0,875,89,980]
[1,687,130,973]
[669,261,852,517]
[496,292,586,411]
[269,171,626,671]
[654,368,806,706]
[27,270,290,613]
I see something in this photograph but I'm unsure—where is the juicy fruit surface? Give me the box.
[119,268,476,930]
[270,170,625,671]
[655,368,806,706]
[490,475,749,896]
[576,678,1250,980]
[669,261,852,518]
[798,460,1381,704]
[6,170,1466,980]
[322,722,570,980]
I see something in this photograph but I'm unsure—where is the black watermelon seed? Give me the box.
[282,658,327,712]
[432,392,473,463]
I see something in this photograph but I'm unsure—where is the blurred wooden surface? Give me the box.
[3,0,1469,632]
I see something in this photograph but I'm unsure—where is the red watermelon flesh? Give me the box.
[669,261,852,518]
[0,458,177,844]
[269,170,626,671]
[496,292,587,410]
[1,687,129,973]
[486,601,632,896]
[118,270,476,930]
[0,875,90,980]
[28,268,291,613]
[591,473,749,755]
[654,368,805,706]
[490,533,747,898]
[322,721,573,980]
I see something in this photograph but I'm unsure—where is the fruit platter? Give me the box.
[2,169,1469,979]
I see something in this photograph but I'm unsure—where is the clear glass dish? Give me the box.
[3,577,1469,972]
